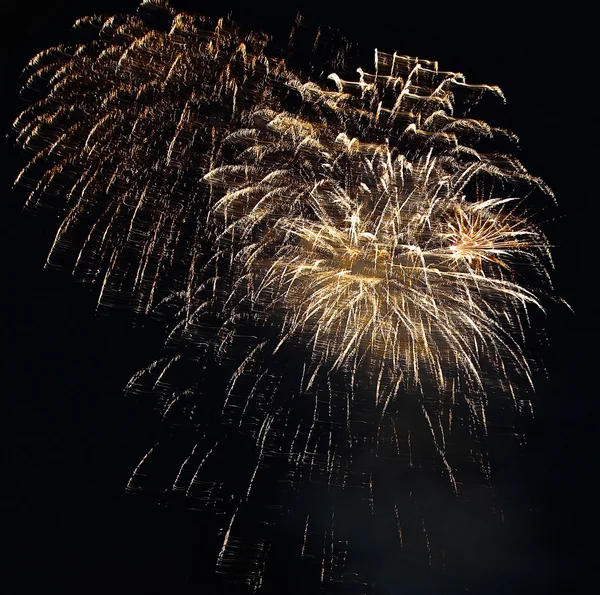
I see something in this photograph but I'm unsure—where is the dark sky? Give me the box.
[1,1,593,594]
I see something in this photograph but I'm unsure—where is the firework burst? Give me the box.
[210,137,549,402]
[12,1,559,592]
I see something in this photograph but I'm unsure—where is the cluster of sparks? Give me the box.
[212,137,548,402]
[13,0,557,591]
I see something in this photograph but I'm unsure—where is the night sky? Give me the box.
[1,1,593,593]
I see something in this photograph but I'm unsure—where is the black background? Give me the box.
[1,1,593,593]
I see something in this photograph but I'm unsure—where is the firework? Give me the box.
[13,1,558,592]
[208,133,548,400]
